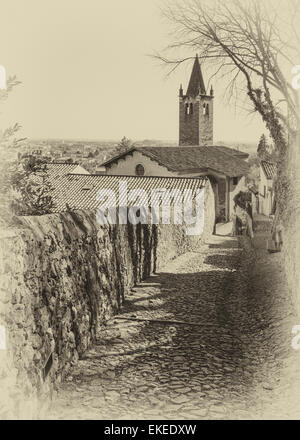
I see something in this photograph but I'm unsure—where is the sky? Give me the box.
[0,0,267,143]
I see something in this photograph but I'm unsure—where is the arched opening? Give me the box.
[203,103,209,116]
[135,164,145,176]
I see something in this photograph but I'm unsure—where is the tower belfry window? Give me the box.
[185,103,193,115]
[179,54,214,146]
[203,103,209,116]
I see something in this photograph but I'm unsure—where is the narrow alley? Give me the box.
[47,229,300,420]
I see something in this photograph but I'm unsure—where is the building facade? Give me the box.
[99,56,250,224]
[258,160,276,216]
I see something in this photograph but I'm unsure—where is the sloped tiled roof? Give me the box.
[261,161,276,180]
[186,54,206,96]
[52,174,208,212]
[211,145,249,159]
[45,162,89,182]
[101,146,250,178]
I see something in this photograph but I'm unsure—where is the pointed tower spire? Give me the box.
[186,54,206,97]
[179,55,214,146]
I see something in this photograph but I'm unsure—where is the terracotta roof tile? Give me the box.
[101,146,249,178]
[261,161,276,180]
[45,163,87,181]
[51,174,208,212]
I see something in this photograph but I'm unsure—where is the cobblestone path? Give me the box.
[47,233,300,420]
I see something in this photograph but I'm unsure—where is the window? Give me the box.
[264,185,266,197]
[135,164,145,176]
[185,103,193,115]
[233,177,238,186]
[203,103,209,115]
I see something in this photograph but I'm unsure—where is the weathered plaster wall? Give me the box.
[258,169,273,217]
[229,176,247,220]
[107,151,175,177]
[0,188,215,419]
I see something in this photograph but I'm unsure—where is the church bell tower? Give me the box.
[179,54,214,146]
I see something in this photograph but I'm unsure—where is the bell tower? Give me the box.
[179,54,214,146]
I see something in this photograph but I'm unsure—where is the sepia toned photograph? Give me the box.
[0,0,300,425]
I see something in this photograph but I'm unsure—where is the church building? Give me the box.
[99,55,250,222]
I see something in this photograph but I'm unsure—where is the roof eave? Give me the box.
[100,147,136,167]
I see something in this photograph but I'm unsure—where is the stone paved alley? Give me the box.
[47,230,300,420]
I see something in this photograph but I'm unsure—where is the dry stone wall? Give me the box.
[282,130,300,318]
[0,185,214,419]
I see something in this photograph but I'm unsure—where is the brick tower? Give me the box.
[179,54,214,146]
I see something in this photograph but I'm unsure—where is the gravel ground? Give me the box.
[47,232,300,420]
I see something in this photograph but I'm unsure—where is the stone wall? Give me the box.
[179,99,200,146]
[0,187,214,419]
[179,96,213,146]
[198,96,213,146]
[282,130,300,318]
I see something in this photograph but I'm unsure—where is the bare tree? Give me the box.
[155,0,300,311]
[155,0,300,218]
